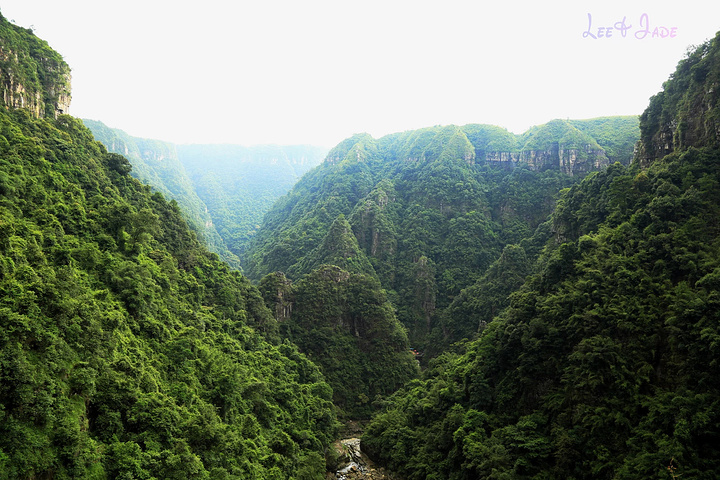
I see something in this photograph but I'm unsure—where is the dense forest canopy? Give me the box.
[82,120,327,268]
[361,31,720,479]
[244,119,640,355]
[0,13,337,479]
[0,106,340,479]
[3,6,719,480]
[81,119,241,268]
[241,116,640,451]
[175,143,327,258]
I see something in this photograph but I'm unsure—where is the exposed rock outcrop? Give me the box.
[322,120,625,176]
[258,271,294,322]
[484,143,608,175]
[330,438,399,480]
[0,14,71,118]
[636,32,720,166]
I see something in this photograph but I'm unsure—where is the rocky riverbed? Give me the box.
[328,437,400,480]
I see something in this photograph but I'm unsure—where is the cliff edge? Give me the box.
[636,31,720,166]
[0,12,71,118]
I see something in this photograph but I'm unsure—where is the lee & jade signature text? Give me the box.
[583,13,678,40]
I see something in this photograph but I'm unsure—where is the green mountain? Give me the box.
[0,14,336,479]
[82,121,327,268]
[176,144,327,257]
[287,214,377,279]
[637,37,720,165]
[472,117,639,172]
[467,116,639,176]
[244,118,639,352]
[81,119,241,268]
[361,31,720,479]
[242,119,637,417]
[7,5,704,480]
[0,13,70,118]
[256,213,419,419]
[259,266,419,419]
[569,116,640,163]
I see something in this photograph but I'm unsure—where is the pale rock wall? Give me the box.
[0,47,71,118]
[484,143,608,176]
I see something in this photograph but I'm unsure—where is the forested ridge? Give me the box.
[0,106,339,478]
[0,13,337,479]
[360,31,720,479]
[80,119,241,269]
[175,143,327,259]
[3,6,719,480]
[244,118,640,357]
[82,119,327,268]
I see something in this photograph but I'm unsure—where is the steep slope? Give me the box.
[260,266,419,419]
[362,32,720,479]
[245,125,582,348]
[176,143,327,257]
[518,119,607,175]
[0,15,336,479]
[82,119,240,268]
[569,116,640,164]
[464,118,640,172]
[288,214,376,279]
[439,243,531,343]
[0,12,71,118]
[257,213,416,420]
[637,36,720,166]
[0,107,338,480]
[82,122,328,267]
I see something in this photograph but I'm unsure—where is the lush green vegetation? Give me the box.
[260,266,419,419]
[287,214,376,279]
[244,126,582,351]
[0,13,70,118]
[520,119,602,152]
[361,33,720,479]
[257,215,419,419]
[82,119,241,268]
[462,124,520,155]
[639,35,720,164]
[363,145,720,479]
[176,144,326,258]
[0,106,337,478]
[569,116,640,164]
[82,122,327,268]
[8,7,708,479]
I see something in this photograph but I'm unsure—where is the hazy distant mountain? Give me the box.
[6,8,720,479]
[83,120,327,267]
[176,143,328,257]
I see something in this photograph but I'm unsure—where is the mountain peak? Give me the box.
[293,214,376,278]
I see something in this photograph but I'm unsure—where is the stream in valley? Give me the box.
[328,437,400,480]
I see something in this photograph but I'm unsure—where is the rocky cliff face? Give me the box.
[0,49,71,118]
[484,118,611,175]
[636,32,720,166]
[484,143,608,175]
[324,121,620,176]
[258,272,294,322]
[0,15,71,118]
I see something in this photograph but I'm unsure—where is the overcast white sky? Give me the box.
[1,1,718,147]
